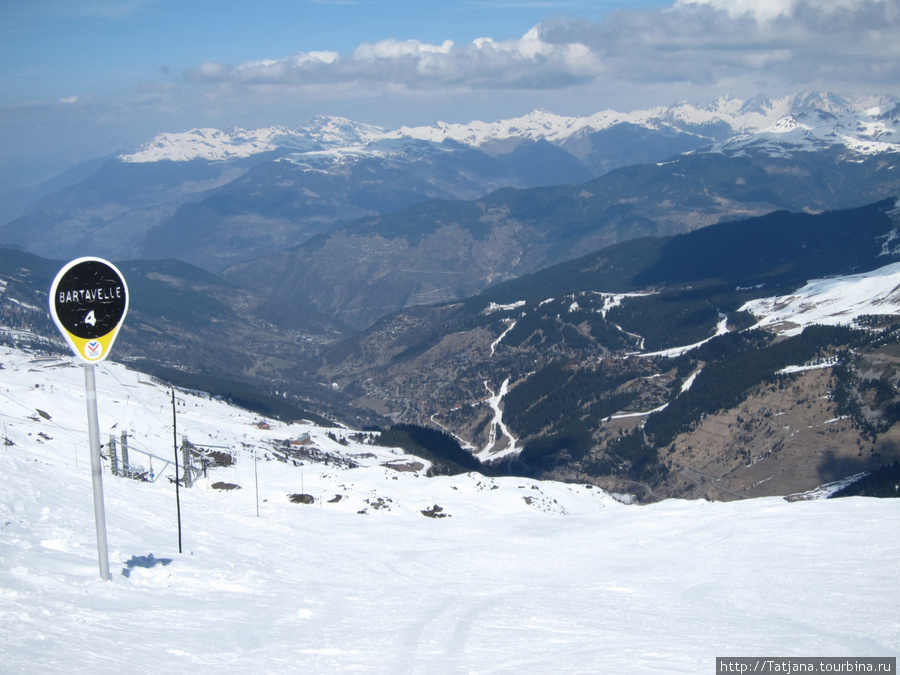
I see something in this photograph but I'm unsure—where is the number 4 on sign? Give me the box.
[84,310,96,326]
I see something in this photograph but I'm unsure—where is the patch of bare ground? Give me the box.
[658,367,900,500]
[351,395,395,416]
[382,460,425,472]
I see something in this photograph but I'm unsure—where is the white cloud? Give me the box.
[182,30,598,93]
[175,0,897,104]
[674,0,894,22]
[187,61,231,82]
[354,38,454,60]
[536,0,900,97]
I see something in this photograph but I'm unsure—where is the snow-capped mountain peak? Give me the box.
[118,91,900,164]
[120,117,387,163]
[788,90,854,116]
[768,115,809,133]
[302,114,386,145]
[703,92,899,158]
[120,125,309,163]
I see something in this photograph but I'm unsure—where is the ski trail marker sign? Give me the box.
[50,257,129,363]
[49,257,129,580]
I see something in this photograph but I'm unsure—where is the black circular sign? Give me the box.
[53,259,128,339]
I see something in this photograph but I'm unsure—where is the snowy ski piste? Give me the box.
[1,342,897,673]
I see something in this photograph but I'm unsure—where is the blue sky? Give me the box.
[6,1,649,101]
[1,0,898,183]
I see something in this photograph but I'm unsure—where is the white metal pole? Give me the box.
[172,388,183,554]
[84,364,111,581]
[254,446,259,517]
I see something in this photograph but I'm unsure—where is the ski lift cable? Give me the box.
[0,386,88,444]
[96,361,169,428]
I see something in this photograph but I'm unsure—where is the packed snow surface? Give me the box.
[0,345,897,673]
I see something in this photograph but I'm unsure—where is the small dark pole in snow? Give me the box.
[172,388,182,554]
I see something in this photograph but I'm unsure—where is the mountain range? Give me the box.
[2,91,897,331]
[2,90,900,500]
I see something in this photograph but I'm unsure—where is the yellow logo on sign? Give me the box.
[65,335,109,361]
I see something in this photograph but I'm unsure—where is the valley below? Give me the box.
[2,92,900,503]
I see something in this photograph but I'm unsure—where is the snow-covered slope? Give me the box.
[119,91,900,164]
[1,340,898,672]
[741,259,900,336]
[0,342,632,516]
